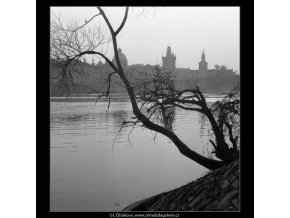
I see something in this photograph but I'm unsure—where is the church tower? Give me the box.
[199,50,208,73]
[162,46,176,72]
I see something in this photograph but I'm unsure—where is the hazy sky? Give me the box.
[51,7,239,72]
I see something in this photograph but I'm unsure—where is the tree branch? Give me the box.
[71,13,101,33]
[97,7,115,35]
[76,50,118,72]
[115,7,129,35]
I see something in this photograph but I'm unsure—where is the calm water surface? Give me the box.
[50,94,222,211]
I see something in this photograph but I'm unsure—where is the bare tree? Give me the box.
[50,7,239,170]
[210,84,240,155]
[133,69,240,163]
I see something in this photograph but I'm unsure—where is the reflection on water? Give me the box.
[50,96,221,212]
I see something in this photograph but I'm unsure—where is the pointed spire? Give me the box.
[97,60,103,66]
[166,46,172,56]
[201,49,205,61]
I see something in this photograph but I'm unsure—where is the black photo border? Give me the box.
[37,0,253,217]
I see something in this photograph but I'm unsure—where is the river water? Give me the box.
[50,94,223,211]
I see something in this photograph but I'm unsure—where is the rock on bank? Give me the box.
[122,160,239,211]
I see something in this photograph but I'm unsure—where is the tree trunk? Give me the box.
[204,108,234,163]
[98,7,228,170]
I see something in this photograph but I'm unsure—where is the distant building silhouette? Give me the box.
[96,60,103,67]
[50,46,239,95]
[53,45,236,79]
[199,50,208,73]
[162,46,176,72]
[72,46,236,80]
[160,47,235,79]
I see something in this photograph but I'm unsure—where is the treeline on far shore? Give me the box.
[50,60,239,97]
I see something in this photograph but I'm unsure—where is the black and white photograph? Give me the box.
[49,6,240,212]
[12,0,290,217]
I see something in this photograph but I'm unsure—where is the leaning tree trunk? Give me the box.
[97,7,229,170]
[113,44,226,170]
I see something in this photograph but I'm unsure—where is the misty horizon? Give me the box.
[51,7,240,73]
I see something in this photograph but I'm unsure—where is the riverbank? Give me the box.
[122,160,239,211]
